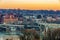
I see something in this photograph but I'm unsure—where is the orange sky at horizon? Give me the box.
[0,0,60,10]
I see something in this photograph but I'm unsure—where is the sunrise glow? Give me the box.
[0,0,60,10]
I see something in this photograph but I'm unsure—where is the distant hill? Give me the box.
[0,9,60,15]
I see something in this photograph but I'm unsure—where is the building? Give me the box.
[0,14,3,24]
[46,16,52,22]
[0,35,20,40]
[3,14,18,24]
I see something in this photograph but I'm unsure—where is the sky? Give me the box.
[0,0,60,10]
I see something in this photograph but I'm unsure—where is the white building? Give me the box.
[0,35,20,40]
